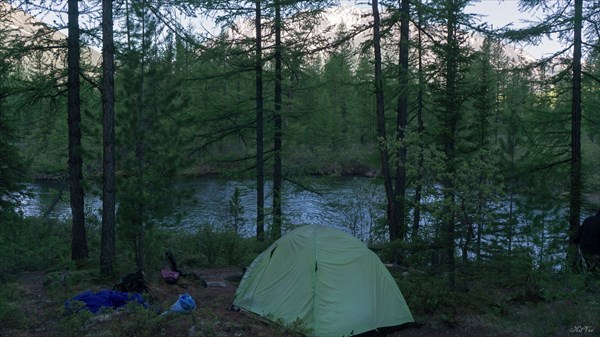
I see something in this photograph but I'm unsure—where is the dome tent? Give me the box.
[233,225,413,337]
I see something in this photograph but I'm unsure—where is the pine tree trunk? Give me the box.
[568,0,582,269]
[442,5,458,287]
[135,2,147,272]
[255,0,265,242]
[394,0,410,240]
[412,3,425,240]
[100,0,116,275]
[271,0,283,242]
[372,0,396,241]
[67,0,88,261]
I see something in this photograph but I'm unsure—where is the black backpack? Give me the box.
[113,270,149,293]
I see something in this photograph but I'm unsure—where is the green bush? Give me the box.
[0,217,71,278]
[196,225,222,265]
[187,225,264,267]
[151,225,266,270]
[56,305,94,337]
[395,273,460,318]
[377,238,433,266]
[0,283,28,329]
[110,302,165,337]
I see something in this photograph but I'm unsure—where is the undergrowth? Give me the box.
[1,216,599,337]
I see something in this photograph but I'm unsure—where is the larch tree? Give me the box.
[569,0,582,268]
[439,0,461,286]
[267,0,336,240]
[67,0,88,261]
[372,0,413,242]
[199,0,266,242]
[115,0,195,271]
[371,0,395,243]
[393,0,410,240]
[0,6,26,220]
[411,0,426,239]
[425,0,476,285]
[255,0,265,242]
[100,0,116,275]
[271,0,283,241]
[458,38,503,265]
[505,0,599,269]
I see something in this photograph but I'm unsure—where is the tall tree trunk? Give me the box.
[271,0,283,242]
[412,2,424,240]
[372,0,395,241]
[135,1,147,271]
[442,3,459,287]
[255,0,265,242]
[100,0,116,275]
[568,0,582,269]
[67,0,88,261]
[394,0,410,241]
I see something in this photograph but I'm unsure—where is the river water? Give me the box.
[20,176,386,240]
[20,176,570,267]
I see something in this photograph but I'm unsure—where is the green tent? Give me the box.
[233,225,414,337]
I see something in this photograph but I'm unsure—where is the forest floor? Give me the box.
[0,267,598,337]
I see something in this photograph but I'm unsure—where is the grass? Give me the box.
[0,283,29,329]
[1,215,599,337]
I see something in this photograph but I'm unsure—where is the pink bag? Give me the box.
[161,269,180,284]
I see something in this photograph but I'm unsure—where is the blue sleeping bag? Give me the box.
[65,290,148,314]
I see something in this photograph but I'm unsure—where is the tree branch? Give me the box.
[583,70,600,85]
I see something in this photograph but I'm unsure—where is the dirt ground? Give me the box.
[0,267,558,337]
[1,267,279,337]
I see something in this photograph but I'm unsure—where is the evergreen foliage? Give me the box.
[114,0,195,271]
[0,32,26,218]
[2,0,600,303]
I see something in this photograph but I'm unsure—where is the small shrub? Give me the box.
[0,283,28,329]
[220,230,242,265]
[56,305,93,337]
[190,224,263,267]
[395,272,463,320]
[196,225,221,265]
[110,302,164,337]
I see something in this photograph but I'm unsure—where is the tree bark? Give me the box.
[255,0,265,242]
[372,0,395,242]
[134,0,147,272]
[393,0,410,241]
[412,1,424,240]
[441,2,459,287]
[271,0,283,242]
[67,0,88,261]
[568,0,582,269]
[100,0,116,275]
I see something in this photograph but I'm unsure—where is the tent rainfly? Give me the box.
[233,225,414,337]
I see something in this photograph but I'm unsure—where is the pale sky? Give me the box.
[466,0,565,59]
[28,0,565,60]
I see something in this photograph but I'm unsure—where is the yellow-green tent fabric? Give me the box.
[233,225,414,337]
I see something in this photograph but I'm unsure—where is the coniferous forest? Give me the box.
[0,1,599,336]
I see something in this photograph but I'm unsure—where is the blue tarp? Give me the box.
[65,290,148,314]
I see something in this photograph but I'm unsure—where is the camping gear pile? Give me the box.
[65,254,201,316]
[233,224,414,337]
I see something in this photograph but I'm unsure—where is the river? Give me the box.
[20,176,569,267]
[20,176,386,241]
